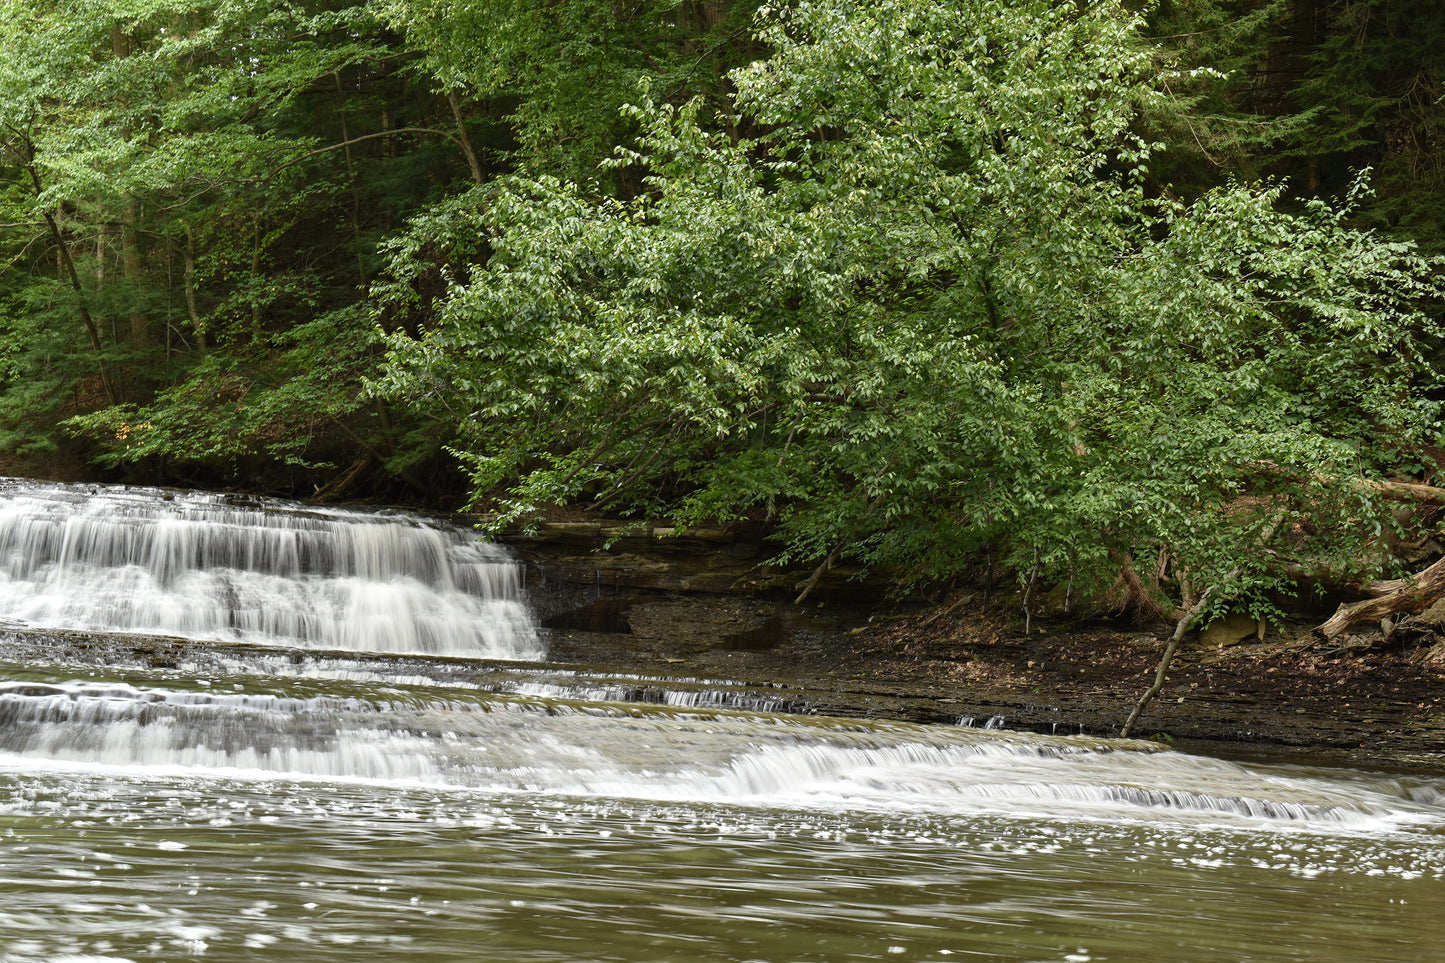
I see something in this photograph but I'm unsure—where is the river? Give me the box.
[0,479,1440,962]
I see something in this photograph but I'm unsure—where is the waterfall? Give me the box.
[0,479,1438,840]
[0,675,1432,833]
[0,478,541,659]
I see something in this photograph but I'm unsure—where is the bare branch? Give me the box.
[268,128,475,179]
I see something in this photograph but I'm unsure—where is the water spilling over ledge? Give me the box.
[0,479,1441,962]
[0,478,541,659]
[0,673,1433,833]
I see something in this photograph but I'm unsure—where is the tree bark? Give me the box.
[250,218,263,341]
[1315,555,1445,641]
[113,24,149,347]
[794,543,842,605]
[42,210,117,405]
[182,227,205,350]
[446,92,486,186]
[121,203,148,344]
[335,72,367,287]
[1356,477,1445,505]
[18,131,117,403]
[1120,587,1214,739]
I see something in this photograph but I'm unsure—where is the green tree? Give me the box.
[1289,0,1445,244]
[377,0,1445,623]
[379,0,762,187]
[0,0,476,492]
[1138,0,1294,194]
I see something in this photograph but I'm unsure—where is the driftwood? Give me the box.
[1315,554,1445,641]
[1268,474,1445,640]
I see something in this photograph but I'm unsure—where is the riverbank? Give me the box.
[839,602,1445,766]
[506,521,1444,770]
[520,534,1445,771]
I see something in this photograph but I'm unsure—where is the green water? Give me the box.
[0,667,1441,963]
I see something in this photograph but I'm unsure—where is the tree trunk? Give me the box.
[1315,555,1445,641]
[335,72,368,286]
[182,227,205,350]
[24,130,116,404]
[794,543,842,605]
[1120,587,1214,739]
[121,203,148,344]
[250,219,263,341]
[446,92,485,186]
[42,210,117,405]
[113,24,149,347]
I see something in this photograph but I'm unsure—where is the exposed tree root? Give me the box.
[1103,553,1167,621]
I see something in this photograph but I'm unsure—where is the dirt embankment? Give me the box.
[830,604,1445,766]
[512,523,1445,771]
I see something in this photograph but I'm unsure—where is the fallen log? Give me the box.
[313,453,378,502]
[1359,478,1445,505]
[1315,555,1445,641]
[1244,462,1445,506]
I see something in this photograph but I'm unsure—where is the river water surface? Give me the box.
[0,480,1440,962]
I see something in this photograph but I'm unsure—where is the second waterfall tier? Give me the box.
[0,479,541,659]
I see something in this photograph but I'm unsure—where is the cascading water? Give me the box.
[0,478,540,659]
[0,674,1435,831]
[0,479,1441,963]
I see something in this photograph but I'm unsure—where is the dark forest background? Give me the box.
[3,0,1443,620]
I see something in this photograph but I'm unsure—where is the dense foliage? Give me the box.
[2,0,1443,618]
